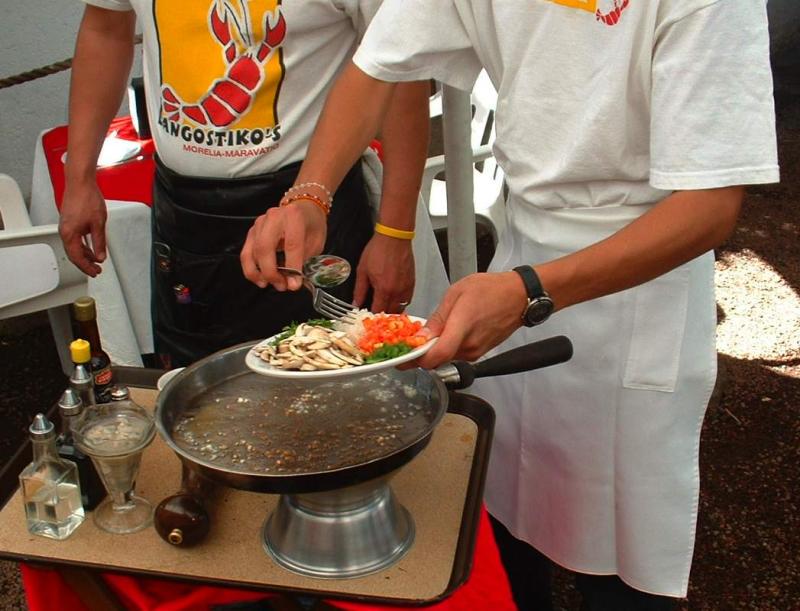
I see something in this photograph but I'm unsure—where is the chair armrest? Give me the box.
[421,144,495,204]
[0,174,32,230]
[0,224,88,319]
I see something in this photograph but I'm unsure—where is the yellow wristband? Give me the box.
[375,222,415,240]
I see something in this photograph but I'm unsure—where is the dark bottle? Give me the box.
[56,388,106,510]
[72,296,114,403]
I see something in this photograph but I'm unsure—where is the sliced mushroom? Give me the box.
[294,323,309,337]
[307,340,331,350]
[329,347,363,366]
[306,327,331,341]
[302,355,342,370]
[255,321,369,371]
[333,337,362,357]
[289,343,309,359]
[316,349,348,367]
[279,358,305,370]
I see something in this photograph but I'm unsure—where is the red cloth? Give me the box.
[20,564,270,611]
[328,509,516,611]
[20,507,515,611]
[43,116,157,210]
[20,564,93,611]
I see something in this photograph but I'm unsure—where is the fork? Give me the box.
[276,266,358,321]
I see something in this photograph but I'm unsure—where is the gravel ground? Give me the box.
[0,52,797,611]
[681,51,800,608]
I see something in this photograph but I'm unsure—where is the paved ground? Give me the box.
[0,49,798,611]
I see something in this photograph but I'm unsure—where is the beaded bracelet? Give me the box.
[279,192,331,216]
[286,181,332,202]
[375,222,415,240]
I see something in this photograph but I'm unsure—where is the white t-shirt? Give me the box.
[83,0,381,177]
[354,0,779,209]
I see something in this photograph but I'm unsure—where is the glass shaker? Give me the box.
[19,414,85,540]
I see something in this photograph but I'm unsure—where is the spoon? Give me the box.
[276,254,351,288]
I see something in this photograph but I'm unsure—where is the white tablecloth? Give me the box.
[31,130,153,367]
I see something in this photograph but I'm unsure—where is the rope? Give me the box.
[0,34,143,91]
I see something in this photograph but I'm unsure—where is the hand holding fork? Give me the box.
[277,254,358,320]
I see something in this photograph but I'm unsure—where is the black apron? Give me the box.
[151,158,373,368]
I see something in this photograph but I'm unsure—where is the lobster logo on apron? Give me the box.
[156,0,286,151]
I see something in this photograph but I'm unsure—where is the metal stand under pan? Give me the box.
[263,474,414,579]
[154,344,443,580]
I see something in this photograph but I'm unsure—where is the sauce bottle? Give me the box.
[72,296,113,403]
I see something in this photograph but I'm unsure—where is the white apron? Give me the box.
[473,196,718,597]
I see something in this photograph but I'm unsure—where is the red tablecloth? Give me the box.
[21,506,515,611]
[42,115,156,211]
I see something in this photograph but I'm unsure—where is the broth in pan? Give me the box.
[171,370,439,475]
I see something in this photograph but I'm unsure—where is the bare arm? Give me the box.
[59,5,136,276]
[352,79,431,312]
[418,186,743,366]
[372,80,431,233]
[541,187,743,310]
[241,63,397,290]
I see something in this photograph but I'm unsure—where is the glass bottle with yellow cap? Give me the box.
[72,297,114,403]
[69,339,95,408]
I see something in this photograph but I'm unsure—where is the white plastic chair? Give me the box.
[424,72,506,246]
[0,173,88,374]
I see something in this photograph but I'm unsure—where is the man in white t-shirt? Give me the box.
[58,0,447,368]
[241,0,779,608]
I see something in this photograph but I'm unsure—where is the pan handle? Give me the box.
[435,336,573,390]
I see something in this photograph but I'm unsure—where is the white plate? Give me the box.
[245,316,436,381]
[156,367,186,391]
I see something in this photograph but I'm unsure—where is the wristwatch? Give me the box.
[512,265,554,327]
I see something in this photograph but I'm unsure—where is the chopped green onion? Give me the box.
[364,342,413,364]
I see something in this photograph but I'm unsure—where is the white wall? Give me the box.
[0,1,141,204]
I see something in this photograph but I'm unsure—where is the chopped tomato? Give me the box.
[357,314,426,355]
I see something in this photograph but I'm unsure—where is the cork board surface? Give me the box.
[0,387,479,603]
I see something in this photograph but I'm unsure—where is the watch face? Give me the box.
[524,298,554,326]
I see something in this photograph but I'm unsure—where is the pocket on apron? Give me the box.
[622,264,691,392]
[154,244,241,336]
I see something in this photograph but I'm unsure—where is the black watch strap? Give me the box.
[513,265,547,300]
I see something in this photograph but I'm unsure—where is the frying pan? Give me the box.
[153,336,573,545]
